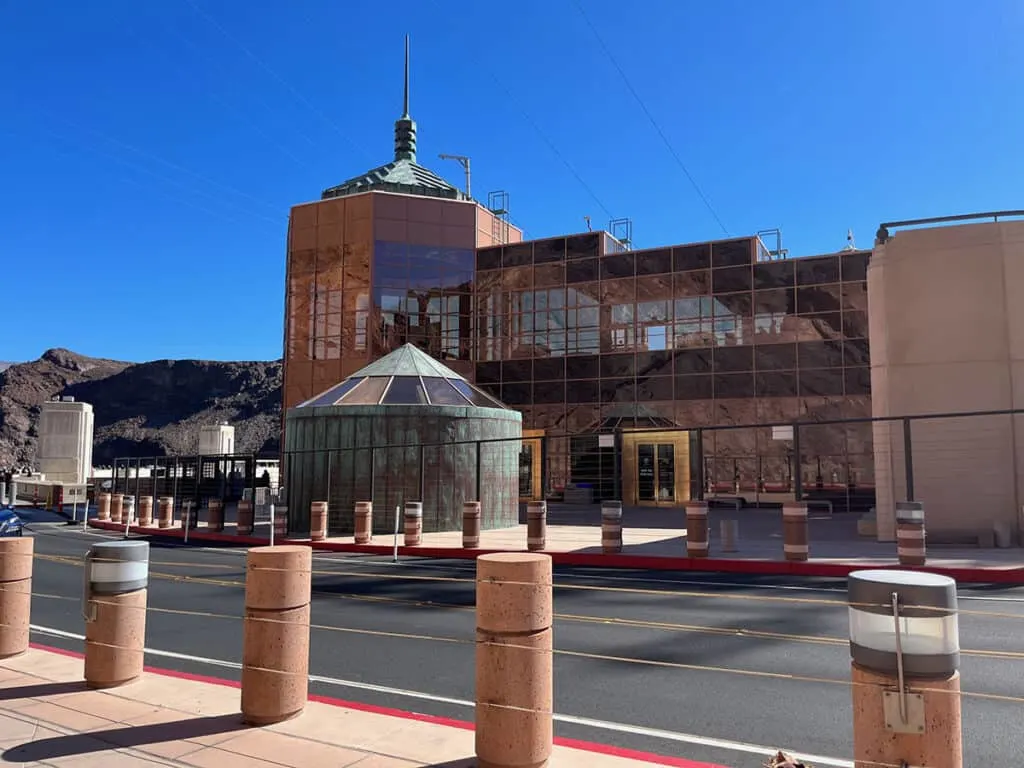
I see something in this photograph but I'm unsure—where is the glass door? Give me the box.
[637,443,676,502]
[637,444,656,501]
[656,443,675,502]
[519,444,534,497]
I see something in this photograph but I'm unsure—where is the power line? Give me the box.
[425,0,616,225]
[570,0,730,236]
[180,0,372,163]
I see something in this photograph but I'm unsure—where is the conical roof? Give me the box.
[297,344,510,409]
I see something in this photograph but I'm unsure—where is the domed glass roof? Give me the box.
[297,344,510,409]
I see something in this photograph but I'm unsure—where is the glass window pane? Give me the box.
[712,239,752,267]
[303,377,364,407]
[452,380,507,408]
[673,244,711,271]
[423,378,472,405]
[382,376,429,404]
[566,259,599,283]
[340,376,389,404]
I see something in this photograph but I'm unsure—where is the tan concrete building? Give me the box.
[869,214,1024,544]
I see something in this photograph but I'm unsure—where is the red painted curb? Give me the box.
[86,519,1024,584]
[26,641,727,768]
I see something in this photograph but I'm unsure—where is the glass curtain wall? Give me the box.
[473,234,872,499]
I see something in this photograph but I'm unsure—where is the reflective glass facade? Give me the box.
[284,189,873,505]
[472,233,872,498]
[283,191,522,412]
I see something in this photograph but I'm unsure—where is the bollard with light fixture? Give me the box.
[847,569,962,768]
[82,540,150,689]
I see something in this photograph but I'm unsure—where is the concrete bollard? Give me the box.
[237,500,254,536]
[83,540,150,689]
[208,498,225,532]
[686,500,709,558]
[180,501,194,530]
[354,502,373,544]
[8,481,16,508]
[241,545,312,725]
[97,493,111,521]
[122,496,136,527]
[0,538,33,659]
[896,501,926,566]
[783,502,809,562]
[848,569,962,768]
[475,553,553,768]
[157,497,174,529]
[463,501,482,548]
[310,501,328,542]
[720,519,739,553]
[404,501,423,546]
[601,500,623,554]
[527,501,547,552]
[138,496,154,527]
[110,494,124,525]
[273,505,288,541]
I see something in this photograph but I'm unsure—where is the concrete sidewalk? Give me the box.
[0,646,725,768]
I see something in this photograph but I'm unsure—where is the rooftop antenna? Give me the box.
[439,153,471,198]
[583,215,592,232]
[842,228,857,251]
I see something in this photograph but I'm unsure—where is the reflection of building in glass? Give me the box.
[472,234,871,503]
[282,38,872,510]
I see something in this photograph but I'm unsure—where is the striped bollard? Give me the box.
[404,501,423,546]
[601,500,622,554]
[310,501,328,542]
[354,502,373,544]
[463,501,481,548]
[237,500,254,535]
[686,500,709,558]
[527,501,547,551]
[896,501,926,566]
[782,503,809,562]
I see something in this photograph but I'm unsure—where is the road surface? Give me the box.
[21,521,1024,767]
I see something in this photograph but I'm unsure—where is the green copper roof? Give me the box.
[321,37,467,202]
[297,344,510,409]
[322,158,466,201]
[357,343,465,379]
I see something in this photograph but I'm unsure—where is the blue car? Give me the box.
[0,507,24,537]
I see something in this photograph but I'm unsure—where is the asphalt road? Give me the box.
[20,520,1024,768]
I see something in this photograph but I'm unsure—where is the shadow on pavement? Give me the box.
[1,713,246,762]
[0,681,88,701]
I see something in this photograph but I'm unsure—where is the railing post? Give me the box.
[792,423,803,502]
[903,417,915,502]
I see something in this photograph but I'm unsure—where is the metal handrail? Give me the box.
[877,210,1024,243]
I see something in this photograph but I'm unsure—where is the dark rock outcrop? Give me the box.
[0,348,281,469]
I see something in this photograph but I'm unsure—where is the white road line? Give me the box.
[28,623,852,767]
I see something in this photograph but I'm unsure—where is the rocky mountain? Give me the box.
[0,348,282,469]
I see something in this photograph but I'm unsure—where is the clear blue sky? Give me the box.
[2,0,1021,364]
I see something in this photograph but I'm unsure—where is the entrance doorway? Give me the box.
[621,430,690,506]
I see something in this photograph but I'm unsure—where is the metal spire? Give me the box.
[402,35,410,118]
[393,35,417,162]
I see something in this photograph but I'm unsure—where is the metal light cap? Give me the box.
[848,569,959,679]
[405,501,423,515]
[895,501,925,524]
[88,540,150,594]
